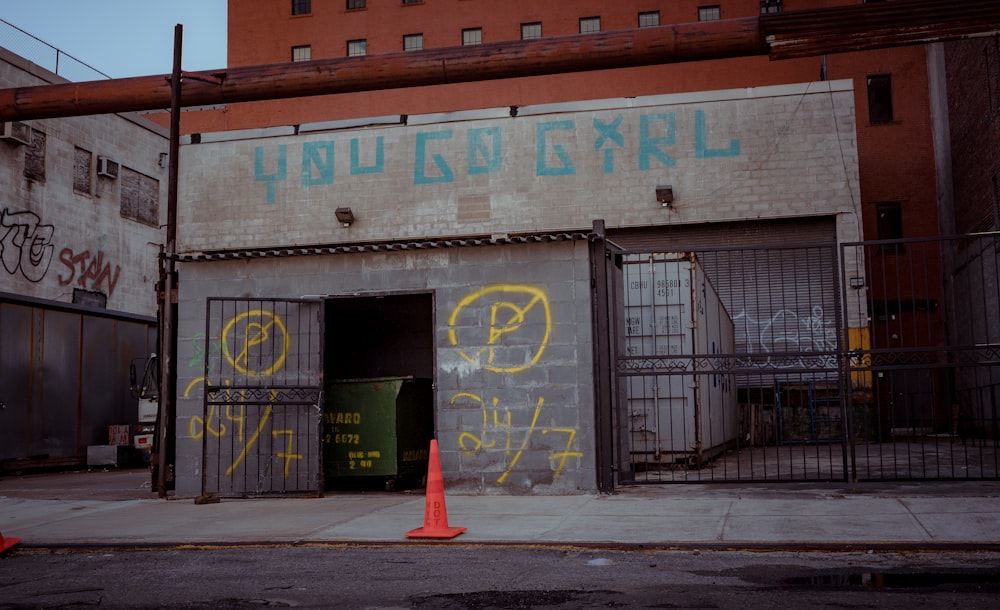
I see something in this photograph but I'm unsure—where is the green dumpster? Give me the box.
[323,377,434,491]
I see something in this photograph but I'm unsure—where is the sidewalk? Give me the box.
[2,469,1000,550]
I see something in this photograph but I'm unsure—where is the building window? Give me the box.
[698,5,721,21]
[346,0,366,9]
[638,11,660,28]
[579,17,601,34]
[404,34,423,51]
[73,147,92,195]
[462,28,483,46]
[402,0,423,5]
[867,74,894,124]
[292,45,311,62]
[292,0,311,16]
[521,22,542,40]
[760,0,781,14]
[348,39,366,56]
[24,129,45,182]
[876,202,903,253]
[120,167,160,227]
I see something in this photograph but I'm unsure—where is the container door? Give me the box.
[202,298,324,497]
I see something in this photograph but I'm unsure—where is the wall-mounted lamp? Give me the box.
[655,185,674,207]
[158,152,169,168]
[849,277,865,289]
[335,207,355,227]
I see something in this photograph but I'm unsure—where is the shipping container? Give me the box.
[623,252,737,468]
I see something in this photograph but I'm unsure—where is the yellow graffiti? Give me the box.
[221,309,290,377]
[447,285,551,373]
[454,393,582,484]
[496,397,544,484]
[226,405,272,477]
[272,429,302,478]
[453,393,511,452]
[186,377,298,481]
[541,428,584,482]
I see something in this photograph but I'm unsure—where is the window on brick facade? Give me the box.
[120,167,160,227]
[521,22,542,40]
[73,147,92,195]
[348,39,366,56]
[292,45,311,62]
[24,129,45,182]
[462,28,482,46]
[760,0,781,14]
[347,0,366,9]
[402,0,422,5]
[876,202,904,254]
[698,5,721,21]
[404,33,423,51]
[580,17,601,34]
[292,0,311,15]
[867,74,894,124]
[638,11,660,28]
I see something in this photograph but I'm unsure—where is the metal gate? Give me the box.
[597,231,1000,485]
[843,233,1000,481]
[608,242,847,484]
[202,298,324,497]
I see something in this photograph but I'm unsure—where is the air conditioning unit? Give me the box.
[97,156,120,179]
[0,121,31,145]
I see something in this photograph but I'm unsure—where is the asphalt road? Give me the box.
[3,545,1000,609]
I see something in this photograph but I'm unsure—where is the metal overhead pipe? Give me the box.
[3,0,998,123]
[0,18,762,122]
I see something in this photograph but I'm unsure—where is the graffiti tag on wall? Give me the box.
[187,309,303,479]
[447,284,583,486]
[2,207,124,297]
[1,207,54,282]
[253,110,741,203]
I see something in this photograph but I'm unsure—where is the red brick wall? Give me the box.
[945,37,1000,234]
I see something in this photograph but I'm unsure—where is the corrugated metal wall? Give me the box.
[0,295,156,469]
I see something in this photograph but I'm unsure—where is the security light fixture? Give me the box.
[655,185,674,206]
[335,207,355,227]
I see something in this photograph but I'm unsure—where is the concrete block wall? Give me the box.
[177,81,862,254]
[173,240,595,497]
[0,48,167,317]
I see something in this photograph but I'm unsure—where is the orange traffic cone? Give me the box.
[405,439,466,539]
[0,531,20,554]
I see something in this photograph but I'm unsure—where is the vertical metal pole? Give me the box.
[157,24,182,498]
[590,219,616,493]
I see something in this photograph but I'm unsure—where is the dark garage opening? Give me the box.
[323,292,435,491]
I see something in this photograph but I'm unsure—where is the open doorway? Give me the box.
[323,292,435,491]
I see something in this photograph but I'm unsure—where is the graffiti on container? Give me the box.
[0,207,54,282]
[447,284,551,373]
[57,248,121,297]
[734,306,837,368]
[451,392,582,484]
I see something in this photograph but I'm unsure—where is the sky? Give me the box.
[1,1,227,79]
